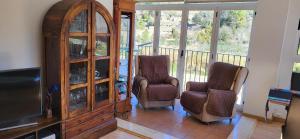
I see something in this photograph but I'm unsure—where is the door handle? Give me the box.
[180,50,184,57]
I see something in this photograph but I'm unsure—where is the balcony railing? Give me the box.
[137,44,247,85]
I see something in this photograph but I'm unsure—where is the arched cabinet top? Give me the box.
[43,0,113,37]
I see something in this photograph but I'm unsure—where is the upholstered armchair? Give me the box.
[132,55,180,110]
[180,62,249,123]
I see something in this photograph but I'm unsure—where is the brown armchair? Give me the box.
[180,62,249,123]
[132,55,180,110]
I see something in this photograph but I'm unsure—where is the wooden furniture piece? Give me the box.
[265,88,293,133]
[43,0,117,138]
[113,0,136,118]
[0,118,61,139]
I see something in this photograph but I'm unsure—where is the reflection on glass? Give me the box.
[96,12,108,33]
[95,82,109,103]
[70,63,87,84]
[95,59,109,80]
[95,37,109,56]
[69,87,87,111]
[119,14,131,82]
[69,11,87,32]
[69,37,87,59]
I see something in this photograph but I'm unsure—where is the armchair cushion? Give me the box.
[147,84,178,101]
[206,89,236,117]
[186,82,208,92]
[180,91,207,114]
[139,56,169,84]
[207,62,240,90]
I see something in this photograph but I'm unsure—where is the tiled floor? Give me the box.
[124,96,240,139]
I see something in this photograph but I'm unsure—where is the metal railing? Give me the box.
[136,44,247,85]
[158,47,178,77]
[184,50,211,84]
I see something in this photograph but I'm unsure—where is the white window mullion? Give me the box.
[177,9,189,92]
[153,11,161,55]
[209,9,220,65]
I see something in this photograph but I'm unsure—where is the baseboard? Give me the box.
[242,112,266,122]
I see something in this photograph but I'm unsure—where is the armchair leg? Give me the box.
[229,118,232,124]
[172,105,175,111]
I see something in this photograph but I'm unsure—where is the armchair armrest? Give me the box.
[186,82,207,92]
[165,76,179,86]
[134,76,148,88]
[132,76,148,98]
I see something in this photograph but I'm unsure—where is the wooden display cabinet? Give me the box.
[43,0,116,138]
[113,0,136,118]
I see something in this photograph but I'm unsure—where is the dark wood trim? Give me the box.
[113,0,136,116]
[43,0,117,138]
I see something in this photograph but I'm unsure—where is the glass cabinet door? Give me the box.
[116,13,132,101]
[68,9,90,116]
[93,12,111,107]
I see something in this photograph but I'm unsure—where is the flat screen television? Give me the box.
[0,68,42,131]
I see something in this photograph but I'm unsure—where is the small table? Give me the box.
[265,89,293,133]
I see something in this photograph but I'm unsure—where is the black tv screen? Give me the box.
[0,68,42,129]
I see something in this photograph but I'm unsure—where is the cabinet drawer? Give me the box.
[66,113,113,138]
[65,104,113,129]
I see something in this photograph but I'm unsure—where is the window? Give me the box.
[135,2,256,95]
[293,63,300,73]
[159,11,182,49]
[216,10,254,66]
[135,10,155,55]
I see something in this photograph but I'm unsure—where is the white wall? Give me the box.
[271,0,300,118]
[277,0,300,89]
[0,0,113,71]
[243,0,290,117]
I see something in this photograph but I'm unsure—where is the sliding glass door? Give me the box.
[135,10,155,55]
[184,10,214,83]
[216,10,254,67]
[159,11,182,77]
[135,3,256,107]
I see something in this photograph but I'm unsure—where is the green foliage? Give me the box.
[196,25,212,44]
[293,63,300,73]
[191,12,213,29]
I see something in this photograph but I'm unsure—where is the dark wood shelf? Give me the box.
[0,117,61,139]
[70,58,89,64]
[70,83,88,90]
[96,33,110,36]
[69,32,88,37]
[95,56,110,60]
[95,78,110,84]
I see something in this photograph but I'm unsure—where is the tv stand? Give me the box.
[0,118,61,139]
